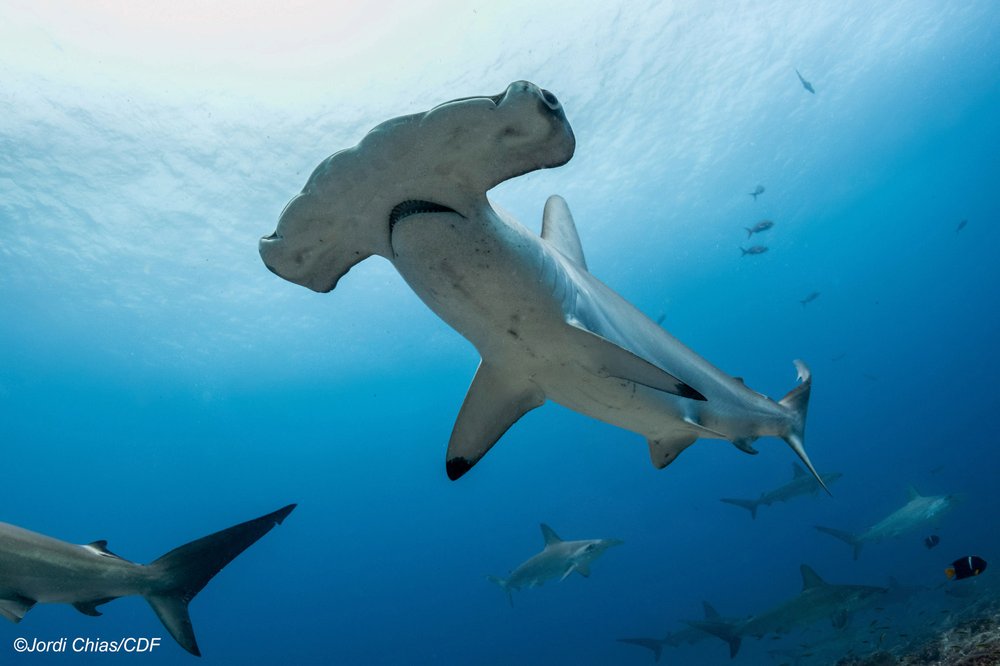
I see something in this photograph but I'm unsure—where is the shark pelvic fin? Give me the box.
[446,362,545,480]
[648,432,698,469]
[541,195,588,269]
[0,595,36,623]
[800,564,827,590]
[73,598,116,617]
[540,524,562,546]
[565,319,705,401]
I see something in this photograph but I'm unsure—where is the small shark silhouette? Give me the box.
[815,486,960,559]
[487,524,622,606]
[796,69,815,93]
[721,463,842,519]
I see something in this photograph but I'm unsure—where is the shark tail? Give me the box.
[815,525,863,560]
[778,360,827,494]
[143,504,296,656]
[487,575,513,607]
[744,227,753,239]
[740,247,749,256]
[688,620,742,658]
[720,497,759,520]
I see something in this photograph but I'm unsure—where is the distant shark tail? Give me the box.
[720,497,760,520]
[144,504,296,656]
[739,246,750,255]
[744,227,754,239]
[778,360,827,494]
[487,575,513,607]
[686,620,742,659]
[815,525,863,560]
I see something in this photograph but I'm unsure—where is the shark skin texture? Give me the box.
[486,524,622,606]
[816,486,960,559]
[0,505,296,656]
[259,80,824,487]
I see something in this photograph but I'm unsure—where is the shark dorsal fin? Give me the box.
[702,601,721,620]
[540,523,562,546]
[800,564,826,590]
[792,463,807,479]
[82,540,126,561]
[541,195,588,270]
[906,485,922,501]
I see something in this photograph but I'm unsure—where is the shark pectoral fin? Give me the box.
[564,320,705,400]
[446,362,545,480]
[648,432,698,469]
[73,598,116,617]
[541,195,588,270]
[0,595,36,623]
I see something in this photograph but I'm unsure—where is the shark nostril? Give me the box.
[541,89,558,107]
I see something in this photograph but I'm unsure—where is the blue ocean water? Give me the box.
[1,1,998,664]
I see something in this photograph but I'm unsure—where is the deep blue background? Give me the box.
[2,2,998,664]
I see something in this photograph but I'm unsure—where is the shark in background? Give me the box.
[260,81,825,488]
[0,505,295,656]
[616,601,729,661]
[721,463,842,519]
[487,524,621,606]
[691,565,887,658]
[816,486,960,559]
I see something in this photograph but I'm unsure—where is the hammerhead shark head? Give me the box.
[259,81,823,487]
[0,505,295,656]
[721,463,842,519]
[487,524,621,606]
[816,486,959,559]
[690,565,886,658]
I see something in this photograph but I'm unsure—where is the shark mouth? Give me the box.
[388,200,460,234]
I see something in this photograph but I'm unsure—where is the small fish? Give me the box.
[956,219,967,233]
[740,245,769,256]
[745,219,774,238]
[749,184,765,200]
[796,69,815,94]
[800,291,820,307]
[925,535,941,549]
[946,555,987,580]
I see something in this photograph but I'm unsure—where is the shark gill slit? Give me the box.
[388,200,460,233]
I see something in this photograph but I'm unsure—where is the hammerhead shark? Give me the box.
[617,601,727,661]
[721,463,842,519]
[690,565,886,658]
[487,524,621,606]
[0,505,295,656]
[260,81,823,487]
[816,486,959,559]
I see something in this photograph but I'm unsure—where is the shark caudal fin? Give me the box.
[815,525,863,560]
[487,575,513,607]
[144,504,296,656]
[778,360,827,494]
[720,497,760,520]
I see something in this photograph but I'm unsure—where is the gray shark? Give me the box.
[617,601,724,661]
[259,80,825,488]
[0,505,295,656]
[692,565,887,657]
[487,524,621,606]
[721,463,843,519]
[816,486,959,559]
